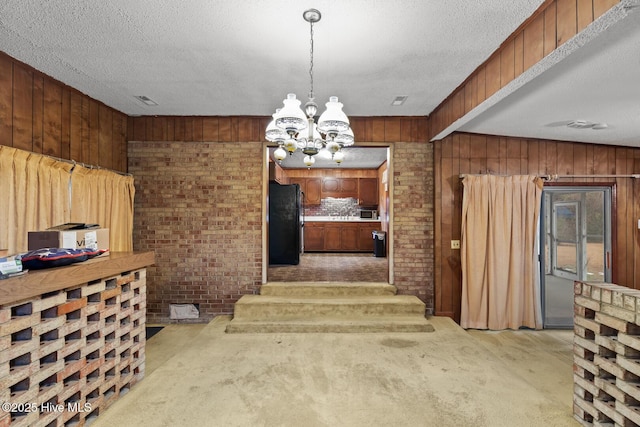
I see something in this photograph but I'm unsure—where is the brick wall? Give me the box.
[0,268,146,426]
[392,142,435,314]
[129,140,435,322]
[128,141,263,323]
[573,281,640,426]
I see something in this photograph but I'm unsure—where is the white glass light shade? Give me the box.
[303,155,315,167]
[333,150,344,164]
[326,140,340,154]
[283,139,298,154]
[304,99,318,118]
[265,112,288,143]
[273,146,287,162]
[334,128,354,147]
[275,94,308,135]
[317,96,350,135]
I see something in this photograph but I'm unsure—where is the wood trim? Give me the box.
[127,116,429,143]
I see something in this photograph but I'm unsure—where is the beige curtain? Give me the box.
[460,175,543,330]
[0,146,72,254]
[0,146,135,254]
[70,165,135,251]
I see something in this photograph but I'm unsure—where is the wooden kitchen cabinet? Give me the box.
[321,177,340,194]
[304,221,381,252]
[340,178,358,197]
[269,161,288,184]
[305,178,322,205]
[324,225,342,251]
[324,223,358,251]
[290,178,321,205]
[358,178,378,206]
[321,177,358,198]
[341,225,359,251]
[289,177,304,193]
[304,224,325,251]
[358,223,380,251]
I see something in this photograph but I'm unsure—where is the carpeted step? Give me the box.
[227,282,434,333]
[231,295,426,320]
[260,281,397,297]
[225,316,435,333]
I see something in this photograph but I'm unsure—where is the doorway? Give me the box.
[540,186,612,328]
[262,144,394,284]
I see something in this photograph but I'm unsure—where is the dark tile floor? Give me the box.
[267,252,389,282]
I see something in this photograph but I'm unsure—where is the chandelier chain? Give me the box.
[267,8,352,168]
[309,20,314,100]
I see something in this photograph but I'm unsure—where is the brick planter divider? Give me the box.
[0,269,147,427]
[574,281,640,426]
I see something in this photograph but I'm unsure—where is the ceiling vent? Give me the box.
[566,120,608,130]
[134,95,158,106]
[567,120,592,129]
[391,96,408,106]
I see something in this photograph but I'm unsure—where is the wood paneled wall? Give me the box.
[434,132,640,321]
[127,116,429,143]
[0,52,128,172]
[429,0,619,139]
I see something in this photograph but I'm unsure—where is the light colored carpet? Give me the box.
[92,317,577,427]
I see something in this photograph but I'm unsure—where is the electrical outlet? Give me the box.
[451,240,460,249]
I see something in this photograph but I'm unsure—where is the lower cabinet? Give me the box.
[304,224,325,251]
[304,222,380,252]
[357,223,378,252]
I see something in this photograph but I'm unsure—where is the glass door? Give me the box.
[551,201,581,281]
[541,187,611,328]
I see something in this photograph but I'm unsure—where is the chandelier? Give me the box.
[265,8,354,168]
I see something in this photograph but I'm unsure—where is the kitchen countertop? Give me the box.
[304,216,381,222]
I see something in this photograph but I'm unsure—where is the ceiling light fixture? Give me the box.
[266,8,354,168]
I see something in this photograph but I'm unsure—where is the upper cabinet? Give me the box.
[290,177,322,205]
[285,169,380,207]
[305,178,322,205]
[321,177,358,198]
[358,178,378,206]
[269,161,288,184]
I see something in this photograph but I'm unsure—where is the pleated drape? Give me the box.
[70,166,135,251]
[460,175,543,330]
[0,146,135,254]
[0,146,72,254]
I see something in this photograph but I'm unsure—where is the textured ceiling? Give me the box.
[1,0,639,170]
[0,0,544,117]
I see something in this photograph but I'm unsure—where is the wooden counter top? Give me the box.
[0,251,155,306]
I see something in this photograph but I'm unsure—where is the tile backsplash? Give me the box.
[305,197,360,217]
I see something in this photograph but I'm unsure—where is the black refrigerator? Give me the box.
[269,182,302,265]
